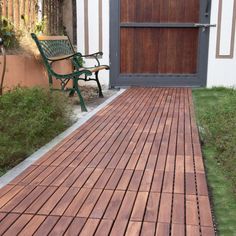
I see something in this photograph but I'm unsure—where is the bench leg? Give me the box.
[95,71,104,98]
[73,79,87,112]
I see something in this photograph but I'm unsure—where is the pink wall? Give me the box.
[0,55,73,91]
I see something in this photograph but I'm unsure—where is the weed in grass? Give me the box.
[0,87,73,175]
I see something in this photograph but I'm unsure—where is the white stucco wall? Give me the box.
[76,0,110,86]
[207,0,236,87]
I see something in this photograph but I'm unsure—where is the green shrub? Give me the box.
[0,17,19,49]
[0,87,73,174]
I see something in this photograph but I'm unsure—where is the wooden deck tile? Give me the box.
[172,194,185,224]
[77,188,103,218]
[171,224,185,236]
[34,216,60,236]
[48,216,73,236]
[103,190,125,220]
[0,88,215,235]
[38,187,69,215]
[64,188,91,217]
[156,223,170,236]
[18,215,46,236]
[125,221,142,236]
[79,219,100,236]
[90,190,113,218]
[130,192,149,221]
[64,217,86,235]
[94,219,113,236]
[186,195,199,226]
[0,213,20,235]
[3,213,33,236]
[141,222,156,236]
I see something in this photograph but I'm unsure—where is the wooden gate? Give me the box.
[110,0,212,87]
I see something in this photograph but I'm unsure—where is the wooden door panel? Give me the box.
[120,0,199,23]
[120,28,199,74]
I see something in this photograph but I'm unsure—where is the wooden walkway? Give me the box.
[0,88,215,236]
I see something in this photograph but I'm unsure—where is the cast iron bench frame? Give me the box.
[31,33,109,112]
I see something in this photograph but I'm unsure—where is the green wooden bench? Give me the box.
[31,33,109,112]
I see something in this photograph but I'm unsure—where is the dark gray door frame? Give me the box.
[110,0,212,88]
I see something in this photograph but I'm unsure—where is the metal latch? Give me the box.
[194,23,216,32]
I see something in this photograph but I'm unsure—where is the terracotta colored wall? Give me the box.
[0,55,73,92]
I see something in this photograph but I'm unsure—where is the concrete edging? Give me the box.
[0,89,126,189]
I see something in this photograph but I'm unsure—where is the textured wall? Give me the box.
[207,0,236,87]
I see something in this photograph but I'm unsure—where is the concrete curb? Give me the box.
[0,89,126,189]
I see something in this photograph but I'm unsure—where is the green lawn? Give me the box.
[193,87,236,235]
[0,87,73,176]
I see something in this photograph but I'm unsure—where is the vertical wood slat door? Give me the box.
[110,0,211,87]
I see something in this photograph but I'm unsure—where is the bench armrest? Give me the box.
[48,52,82,62]
[81,52,103,66]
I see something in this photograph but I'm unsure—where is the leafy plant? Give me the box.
[34,16,47,35]
[0,87,73,175]
[0,17,19,49]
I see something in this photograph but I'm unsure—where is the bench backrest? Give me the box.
[31,34,75,59]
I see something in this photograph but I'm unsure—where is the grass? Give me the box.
[0,87,73,176]
[193,87,236,235]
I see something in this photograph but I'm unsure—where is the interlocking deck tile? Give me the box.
[0,88,215,235]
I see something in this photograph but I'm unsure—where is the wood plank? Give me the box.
[172,194,185,224]
[0,185,15,199]
[48,216,73,236]
[3,214,33,236]
[90,190,113,218]
[186,195,199,226]
[1,185,35,212]
[18,215,46,236]
[38,187,69,215]
[94,168,114,189]
[140,222,156,236]
[130,192,149,221]
[0,186,23,209]
[51,188,80,216]
[104,190,126,220]
[94,219,113,236]
[77,188,103,218]
[106,169,124,190]
[25,186,57,214]
[34,216,60,236]
[171,224,185,236]
[110,191,137,235]
[156,223,170,236]
[12,186,47,213]
[186,225,200,236]
[139,170,154,192]
[0,213,20,235]
[158,193,172,223]
[196,173,209,196]
[201,227,215,236]
[125,221,142,236]
[64,217,86,236]
[144,192,160,222]
[128,170,144,191]
[79,219,100,236]
[64,188,91,217]
[198,196,214,227]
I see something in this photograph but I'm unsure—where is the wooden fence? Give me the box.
[0,0,63,35]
